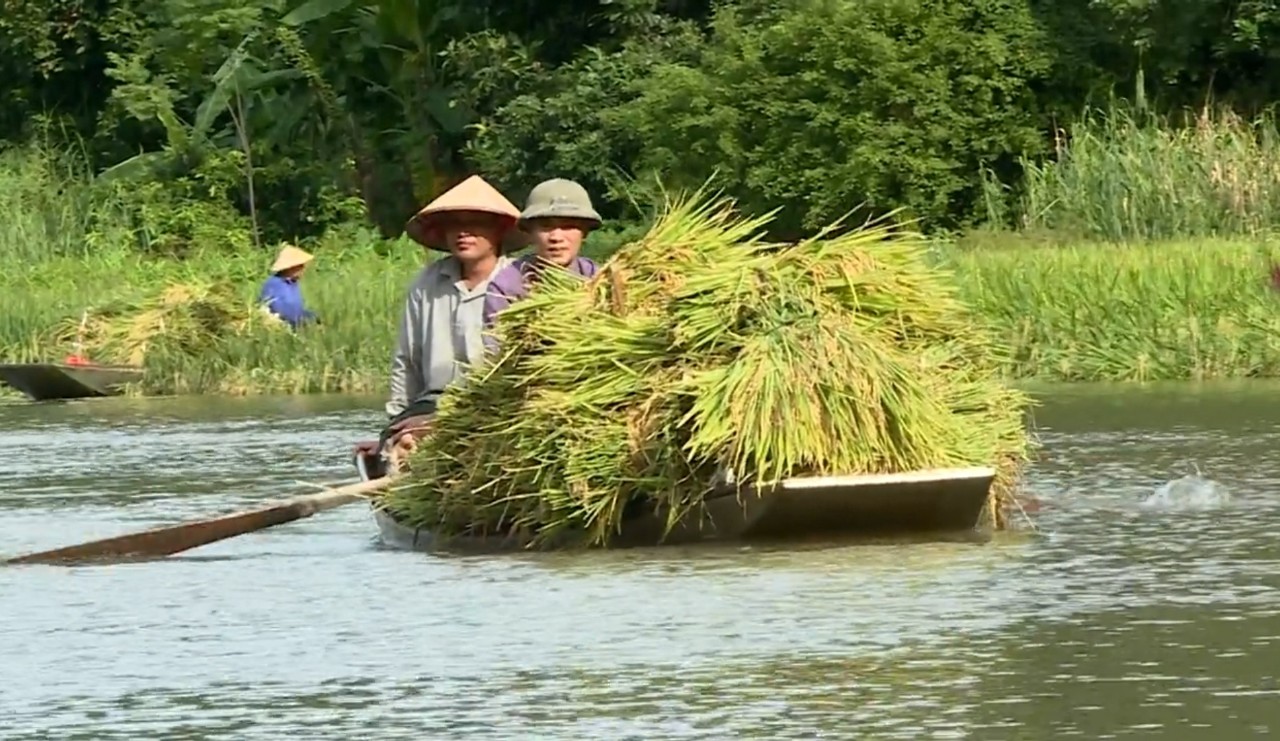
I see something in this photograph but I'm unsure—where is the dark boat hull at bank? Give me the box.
[353,452,997,551]
[0,362,144,401]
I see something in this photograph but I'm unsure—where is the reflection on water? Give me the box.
[2,386,1280,738]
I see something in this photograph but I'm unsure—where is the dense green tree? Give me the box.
[617,0,1054,232]
[6,0,1280,245]
[0,0,121,138]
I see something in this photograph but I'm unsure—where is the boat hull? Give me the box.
[0,363,144,401]
[356,452,997,552]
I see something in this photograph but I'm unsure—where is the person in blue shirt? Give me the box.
[259,244,319,328]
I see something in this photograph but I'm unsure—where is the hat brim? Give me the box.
[517,213,603,232]
[271,255,314,273]
[405,211,525,253]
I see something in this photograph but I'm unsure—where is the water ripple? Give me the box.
[2,389,1279,738]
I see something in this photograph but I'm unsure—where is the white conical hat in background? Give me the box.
[271,244,314,273]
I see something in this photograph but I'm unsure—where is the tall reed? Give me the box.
[0,141,128,263]
[1013,106,1280,241]
[7,131,1280,396]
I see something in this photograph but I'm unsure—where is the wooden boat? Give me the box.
[353,450,998,552]
[0,362,143,401]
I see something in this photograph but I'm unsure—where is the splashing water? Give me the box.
[1141,472,1231,510]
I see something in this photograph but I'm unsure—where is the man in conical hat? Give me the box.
[481,178,602,347]
[258,243,318,329]
[377,174,519,457]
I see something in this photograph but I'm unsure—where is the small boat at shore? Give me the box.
[0,362,144,401]
[352,451,998,552]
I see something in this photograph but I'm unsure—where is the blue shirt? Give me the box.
[259,274,317,328]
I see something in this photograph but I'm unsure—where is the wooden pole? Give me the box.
[5,477,395,566]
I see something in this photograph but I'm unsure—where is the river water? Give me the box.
[1,384,1277,739]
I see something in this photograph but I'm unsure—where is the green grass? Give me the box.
[948,237,1280,382]
[962,104,1280,382]
[0,141,116,262]
[0,139,417,395]
[0,222,647,397]
[0,138,644,396]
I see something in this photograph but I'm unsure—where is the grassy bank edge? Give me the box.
[2,232,1276,396]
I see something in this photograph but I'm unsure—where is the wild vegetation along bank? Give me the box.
[5,109,1280,392]
[0,144,645,395]
[8,238,1273,392]
[948,237,1280,382]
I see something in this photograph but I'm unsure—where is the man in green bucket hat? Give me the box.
[482,178,602,340]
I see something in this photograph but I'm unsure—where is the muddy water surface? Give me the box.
[1,385,1278,739]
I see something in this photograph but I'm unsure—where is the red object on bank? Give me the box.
[63,354,91,366]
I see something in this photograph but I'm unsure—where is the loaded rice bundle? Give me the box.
[379,192,1033,548]
[49,280,284,367]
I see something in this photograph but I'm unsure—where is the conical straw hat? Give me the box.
[271,244,314,273]
[404,175,522,252]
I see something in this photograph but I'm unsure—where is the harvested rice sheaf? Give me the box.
[380,193,1035,548]
[49,280,283,367]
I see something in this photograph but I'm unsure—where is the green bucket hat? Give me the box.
[518,178,603,231]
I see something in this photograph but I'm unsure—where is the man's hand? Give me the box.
[386,416,433,469]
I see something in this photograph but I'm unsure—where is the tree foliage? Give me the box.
[613,0,1054,232]
[2,0,1280,247]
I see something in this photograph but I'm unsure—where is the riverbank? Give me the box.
[948,234,1280,382]
[1,231,1274,395]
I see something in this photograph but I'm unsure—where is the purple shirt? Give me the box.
[483,255,598,347]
